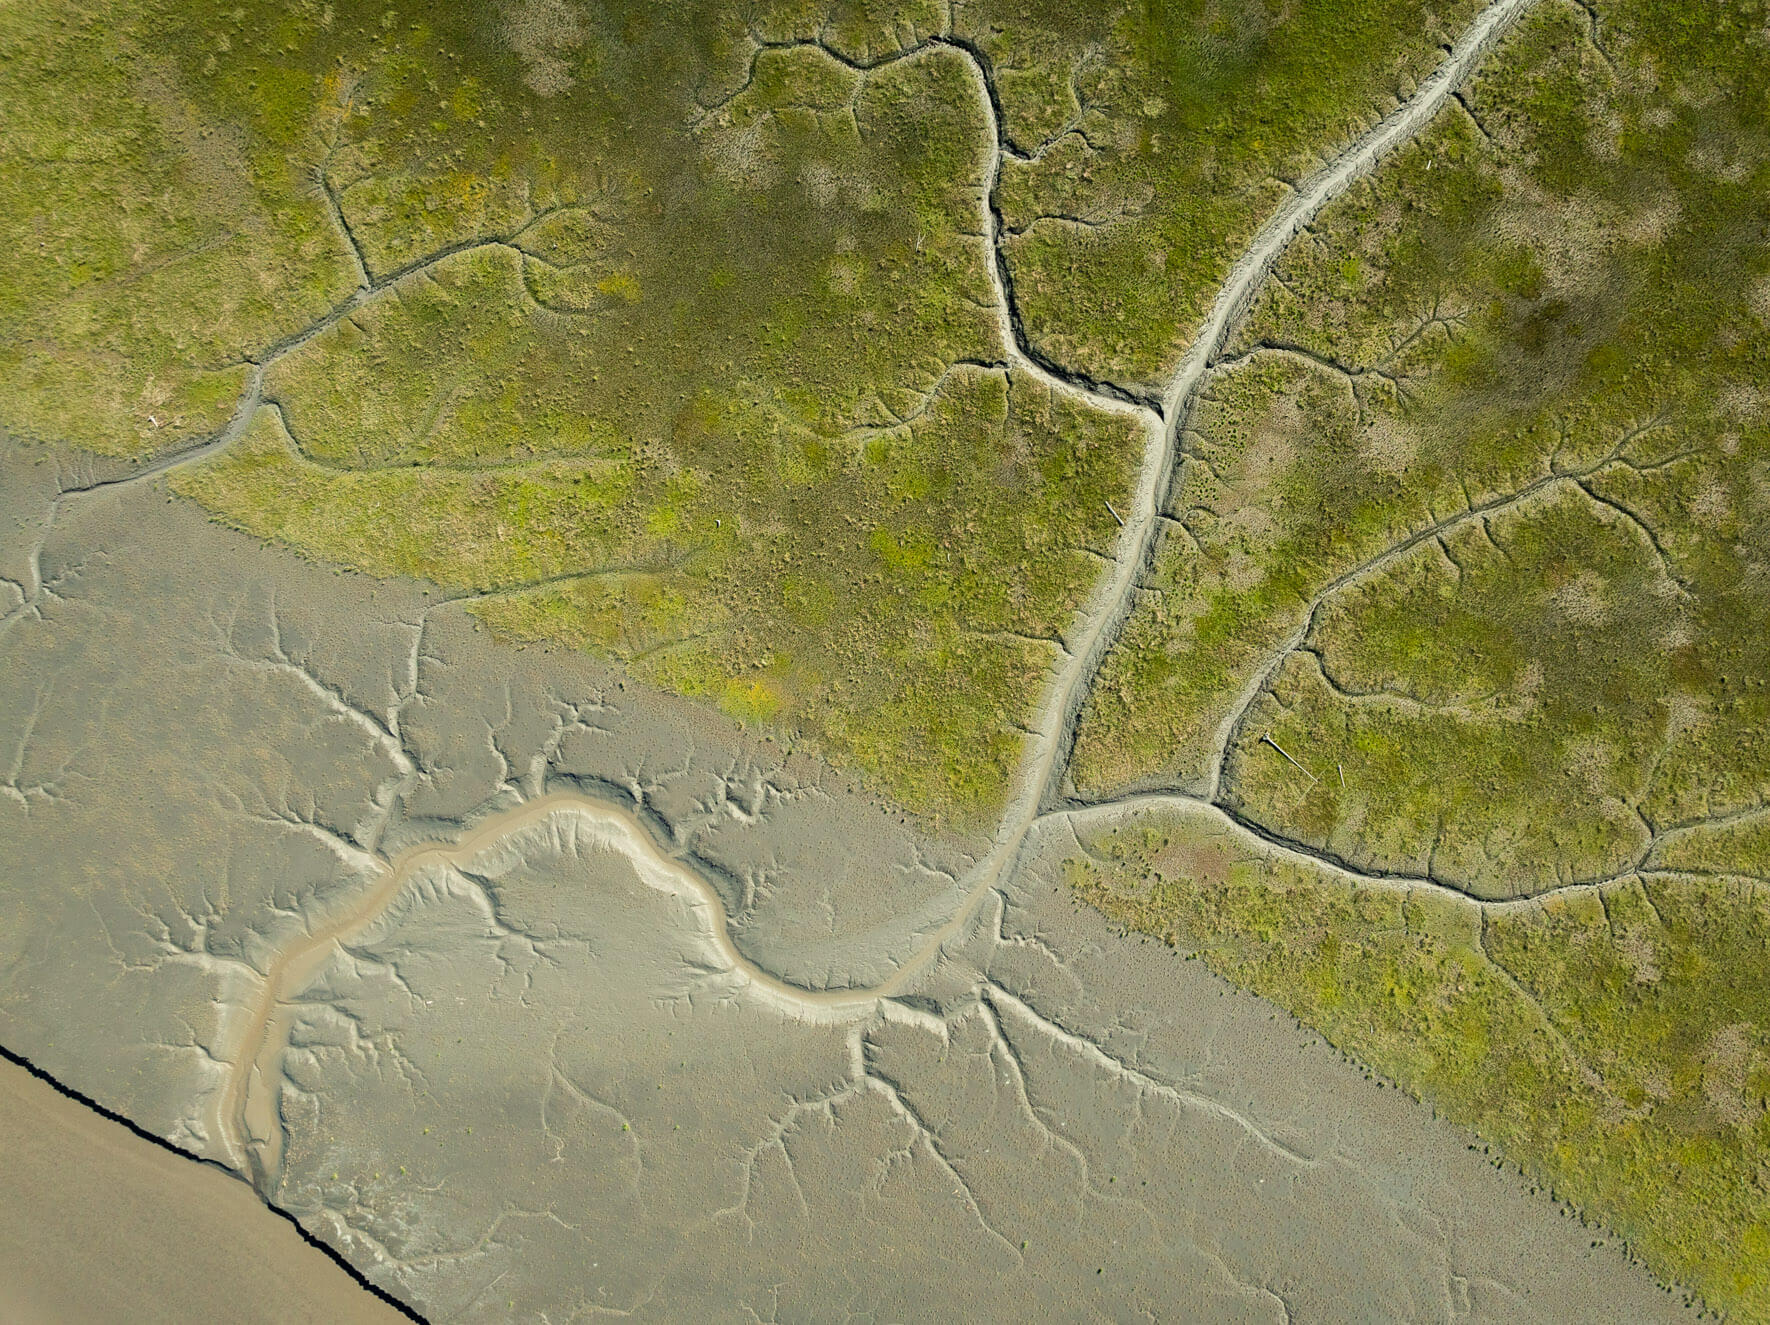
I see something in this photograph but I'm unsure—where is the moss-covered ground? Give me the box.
[2,0,1111,824]
[2,0,1503,825]
[180,364,1136,819]
[969,0,1484,387]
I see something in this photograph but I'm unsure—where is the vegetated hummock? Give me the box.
[1070,0,1770,1315]
[2,0,1478,827]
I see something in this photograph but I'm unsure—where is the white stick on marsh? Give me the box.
[1262,732,1318,783]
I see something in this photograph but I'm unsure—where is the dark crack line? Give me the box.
[1385,296,1472,363]
[52,366,266,502]
[1057,773,1770,916]
[6,202,595,546]
[423,556,700,609]
[936,26,1167,415]
[5,221,586,584]
[1476,914,1594,1074]
[1295,643,1502,713]
[1449,88,1497,144]
[1572,478,1693,596]
[1650,799,1770,843]
[262,394,647,478]
[1216,337,1407,387]
[316,168,373,291]
[246,214,569,369]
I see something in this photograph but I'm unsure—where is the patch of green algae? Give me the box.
[0,1,354,456]
[4,0,1521,823]
[1067,805,1770,1319]
[113,0,1130,825]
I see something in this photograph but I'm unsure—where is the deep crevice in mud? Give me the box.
[1051,789,1676,910]
[929,33,1165,414]
[0,1041,426,1324]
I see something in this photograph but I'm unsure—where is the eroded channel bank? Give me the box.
[216,792,887,1181]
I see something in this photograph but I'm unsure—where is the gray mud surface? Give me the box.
[0,442,1691,1320]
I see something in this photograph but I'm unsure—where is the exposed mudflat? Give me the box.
[0,443,1690,1320]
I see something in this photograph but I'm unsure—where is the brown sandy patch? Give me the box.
[0,1055,405,1325]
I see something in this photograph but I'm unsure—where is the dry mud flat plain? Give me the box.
[0,449,1689,1319]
